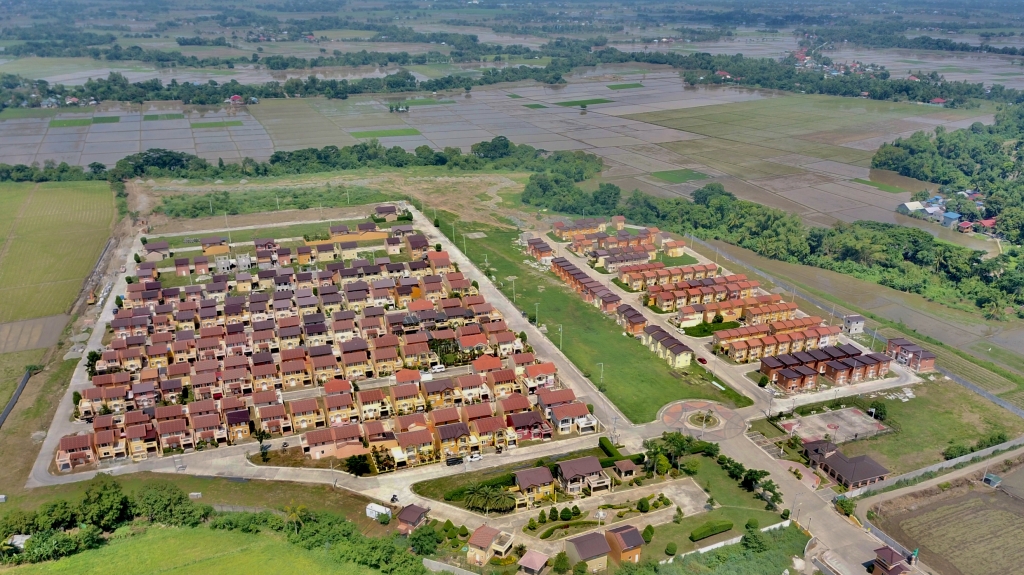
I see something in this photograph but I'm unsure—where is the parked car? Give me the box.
[430,364,447,373]
[467,453,482,462]
[697,357,708,365]
[446,457,464,466]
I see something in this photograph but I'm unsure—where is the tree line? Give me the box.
[799,21,1024,57]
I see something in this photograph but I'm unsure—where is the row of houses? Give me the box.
[718,324,843,363]
[675,295,792,327]
[616,262,720,292]
[758,345,893,393]
[549,257,624,313]
[885,338,936,373]
[551,216,626,240]
[712,316,825,346]
[646,274,761,313]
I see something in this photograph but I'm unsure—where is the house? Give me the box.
[605,525,644,564]
[391,383,425,415]
[942,212,961,228]
[375,205,400,222]
[156,418,195,452]
[556,456,611,494]
[873,546,909,575]
[226,409,251,441]
[885,338,936,372]
[565,532,611,573]
[843,314,865,335]
[467,525,514,566]
[289,398,326,431]
[301,424,365,460]
[255,404,293,436]
[191,414,227,446]
[507,410,551,441]
[127,424,159,461]
[93,430,127,461]
[518,550,549,575]
[895,201,925,216]
[436,422,478,457]
[396,504,430,535]
[511,466,555,509]
[143,241,170,261]
[357,388,392,421]
[803,440,889,488]
[550,402,598,435]
[394,428,437,467]
[471,415,515,448]
[56,434,96,471]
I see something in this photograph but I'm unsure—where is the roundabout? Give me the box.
[658,400,747,442]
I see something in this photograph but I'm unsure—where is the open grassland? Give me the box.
[143,113,185,121]
[432,211,750,422]
[554,98,614,107]
[8,526,373,575]
[877,490,1024,575]
[0,181,113,323]
[839,378,1024,474]
[607,83,644,90]
[0,349,45,407]
[191,120,244,128]
[853,178,907,193]
[651,169,708,184]
[0,108,57,120]
[350,128,421,138]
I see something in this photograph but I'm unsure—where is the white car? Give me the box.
[430,364,447,373]
[467,453,482,462]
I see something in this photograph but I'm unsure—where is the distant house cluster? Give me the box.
[896,193,996,234]
[714,317,843,363]
[759,344,893,393]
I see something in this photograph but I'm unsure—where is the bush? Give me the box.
[689,520,733,541]
[560,507,573,521]
[458,525,469,537]
[571,505,581,518]
[781,509,791,520]
[549,508,559,522]
[835,498,856,516]
[410,524,441,555]
[538,511,547,524]
[665,542,677,556]
[599,437,621,458]
[527,518,538,531]
[552,551,571,574]
[745,518,759,530]
[443,519,455,532]
[642,525,654,543]
[573,561,588,575]
[378,514,390,525]
[539,520,599,540]
[636,498,650,513]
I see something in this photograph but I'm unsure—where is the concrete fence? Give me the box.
[423,558,480,575]
[659,519,791,564]
[0,370,33,431]
[861,516,912,559]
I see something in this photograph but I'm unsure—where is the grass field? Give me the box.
[143,113,185,121]
[395,98,455,106]
[349,128,421,138]
[8,526,372,575]
[91,116,120,124]
[0,108,57,120]
[607,83,644,90]
[433,211,750,422]
[191,121,244,128]
[0,348,44,408]
[554,99,614,107]
[840,378,1024,474]
[507,94,523,99]
[0,181,114,323]
[523,104,547,109]
[652,169,708,184]
[48,119,92,128]
[657,253,700,267]
[853,178,907,193]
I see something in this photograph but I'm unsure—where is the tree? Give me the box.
[665,542,677,556]
[538,510,547,524]
[34,500,77,532]
[571,505,581,517]
[527,518,537,531]
[741,527,769,552]
[573,561,588,575]
[283,502,307,534]
[642,525,654,543]
[682,459,700,476]
[514,543,527,558]
[869,400,888,421]
[78,474,131,531]
[434,243,442,252]
[741,469,770,491]
[253,429,272,461]
[409,524,441,555]
[655,453,671,475]
[560,507,572,521]
[835,498,856,516]
[636,497,650,513]
[758,375,769,387]
[433,218,440,227]
[549,507,559,522]
[344,454,371,476]
[745,518,759,530]
[552,551,571,574]
[673,506,684,524]
[133,482,210,527]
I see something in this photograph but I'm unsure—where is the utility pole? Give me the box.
[462,233,467,255]
[534,302,539,326]
[557,324,563,349]
[597,362,604,384]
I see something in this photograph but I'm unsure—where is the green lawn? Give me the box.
[0,108,57,119]
[147,218,393,249]
[747,418,785,439]
[523,104,547,109]
[652,169,709,184]
[191,121,244,128]
[840,378,1024,474]
[350,128,421,138]
[8,526,371,575]
[48,119,92,127]
[852,178,908,194]
[91,116,120,124]
[658,253,700,267]
[433,212,751,422]
[554,99,614,107]
[607,83,644,90]
[143,113,185,121]
[507,94,523,99]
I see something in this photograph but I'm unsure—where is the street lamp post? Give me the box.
[557,324,563,349]
[596,362,604,384]
[534,302,539,326]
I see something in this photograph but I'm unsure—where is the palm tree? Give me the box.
[283,502,307,534]
[463,483,490,512]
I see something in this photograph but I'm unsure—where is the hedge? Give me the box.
[443,474,515,501]
[598,453,645,469]
[599,437,621,458]
[539,520,599,540]
[689,520,733,542]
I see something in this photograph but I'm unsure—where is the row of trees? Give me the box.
[799,21,1024,57]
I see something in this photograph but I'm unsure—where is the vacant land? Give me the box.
[651,169,708,184]
[608,83,644,90]
[840,379,1024,474]
[876,489,1024,575]
[554,98,614,107]
[8,526,372,575]
[191,120,244,128]
[0,348,44,407]
[433,212,748,422]
[0,181,114,323]
[523,103,547,109]
[143,113,185,121]
[852,178,907,193]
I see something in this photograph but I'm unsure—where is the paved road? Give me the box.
[25,206,895,573]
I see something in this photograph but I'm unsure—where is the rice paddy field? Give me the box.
[0,181,114,323]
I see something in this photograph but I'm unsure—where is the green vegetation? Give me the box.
[393,99,454,107]
[607,83,644,90]
[155,185,391,219]
[507,94,523,99]
[430,211,750,422]
[191,121,244,128]
[554,99,613,107]
[90,116,120,124]
[683,321,741,338]
[0,108,56,119]
[7,527,367,575]
[852,178,907,194]
[47,119,92,127]
[658,253,700,267]
[523,104,547,109]
[143,113,185,121]
[0,181,113,322]
[652,169,709,184]
[350,128,421,138]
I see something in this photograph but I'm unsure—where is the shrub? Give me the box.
[673,507,684,524]
[689,520,733,541]
[571,505,581,518]
[745,518,759,530]
[443,519,455,532]
[599,437,621,458]
[527,518,538,531]
[573,561,588,575]
[538,511,547,524]
[549,508,559,522]
[781,509,791,520]
[665,542,677,556]
[636,498,650,513]
[642,525,654,543]
[378,514,390,525]
[539,521,599,540]
[560,508,573,521]
[552,551,571,574]
[458,525,469,537]
[835,498,856,516]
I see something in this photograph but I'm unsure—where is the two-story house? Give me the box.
[511,466,555,509]
[556,456,611,495]
[289,398,326,431]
